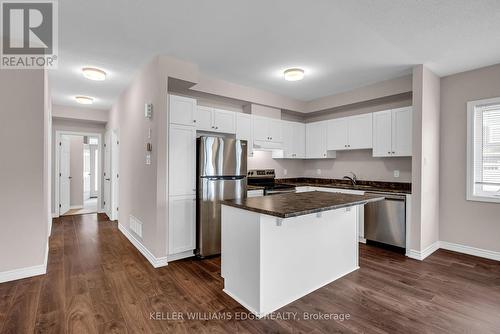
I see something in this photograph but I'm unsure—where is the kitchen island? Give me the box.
[221,191,383,317]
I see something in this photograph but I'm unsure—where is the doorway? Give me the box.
[55,131,102,217]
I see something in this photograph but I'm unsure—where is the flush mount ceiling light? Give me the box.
[75,96,94,105]
[82,67,106,81]
[283,68,305,81]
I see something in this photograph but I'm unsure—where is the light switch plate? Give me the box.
[145,103,153,119]
[146,152,151,165]
[316,169,322,175]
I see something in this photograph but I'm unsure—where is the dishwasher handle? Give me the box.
[366,192,406,201]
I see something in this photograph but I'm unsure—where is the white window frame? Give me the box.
[467,96,500,203]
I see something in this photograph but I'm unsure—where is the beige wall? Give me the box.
[440,63,500,252]
[69,136,84,207]
[52,104,108,123]
[107,56,168,258]
[0,69,48,273]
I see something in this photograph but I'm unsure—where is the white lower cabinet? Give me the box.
[168,195,196,256]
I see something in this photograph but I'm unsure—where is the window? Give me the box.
[467,97,500,203]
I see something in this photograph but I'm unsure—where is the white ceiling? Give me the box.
[50,0,500,110]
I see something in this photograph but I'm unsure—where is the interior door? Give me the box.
[89,144,99,198]
[83,144,91,200]
[104,132,111,215]
[59,136,71,215]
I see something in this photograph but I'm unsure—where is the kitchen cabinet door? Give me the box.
[213,108,236,134]
[306,121,328,158]
[236,113,253,156]
[348,113,373,150]
[169,95,196,126]
[372,110,392,157]
[293,122,306,158]
[253,117,270,142]
[196,106,213,131]
[169,124,196,196]
[392,107,412,156]
[327,118,349,150]
[168,195,196,255]
[281,121,294,158]
[269,119,283,143]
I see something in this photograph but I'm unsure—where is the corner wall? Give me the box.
[0,69,48,278]
[411,65,441,252]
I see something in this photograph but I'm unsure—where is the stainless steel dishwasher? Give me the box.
[364,192,406,248]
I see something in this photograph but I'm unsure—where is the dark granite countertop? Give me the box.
[276,178,411,194]
[222,191,384,218]
[247,185,265,191]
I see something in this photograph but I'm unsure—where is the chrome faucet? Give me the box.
[343,172,358,186]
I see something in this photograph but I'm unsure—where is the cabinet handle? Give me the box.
[216,126,219,130]
[193,120,196,123]
[388,151,391,154]
[392,151,395,154]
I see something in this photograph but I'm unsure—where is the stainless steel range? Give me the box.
[247,169,296,195]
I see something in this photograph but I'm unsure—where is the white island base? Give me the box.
[221,205,360,318]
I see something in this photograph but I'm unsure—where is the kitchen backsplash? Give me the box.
[249,149,412,182]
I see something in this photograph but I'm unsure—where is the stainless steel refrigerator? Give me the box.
[196,136,247,257]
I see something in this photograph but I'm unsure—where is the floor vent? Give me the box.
[129,215,143,239]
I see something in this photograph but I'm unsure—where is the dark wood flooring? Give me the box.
[1,213,499,333]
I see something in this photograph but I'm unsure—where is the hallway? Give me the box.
[0,214,499,333]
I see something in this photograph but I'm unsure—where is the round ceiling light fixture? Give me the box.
[283,68,305,81]
[75,96,94,105]
[82,67,106,81]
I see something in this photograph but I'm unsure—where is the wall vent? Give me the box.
[129,215,143,239]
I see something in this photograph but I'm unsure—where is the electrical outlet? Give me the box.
[316,169,322,175]
[283,169,288,176]
[394,170,400,178]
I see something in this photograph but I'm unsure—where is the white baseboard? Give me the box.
[358,237,367,244]
[167,250,194,262]
[440,241,500,261]
[0,239,49,284]
[70,205,83,210]
[51,212,58,218]
[406,241,440,261]
[118,224,168,268]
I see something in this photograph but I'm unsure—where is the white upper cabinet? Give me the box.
[348,114,373,149]
[278,121,305,158]
[326,114,372,150]
[327,118,349,150]
[195,106,236,134]
[236,113,254,156]
[306,121,335,159]
[391,107,413,157]
[195,106,213,131]
[253,116,283,143]
[170,95,197,126]
[372,107,412,157]
[372,110,392,157]
[213,108,236,133]
[169,124,196,196]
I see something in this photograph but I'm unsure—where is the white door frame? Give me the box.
[54,130,103,217]
[110,129,119,221]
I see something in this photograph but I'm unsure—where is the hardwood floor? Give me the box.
[1,213,499,333]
